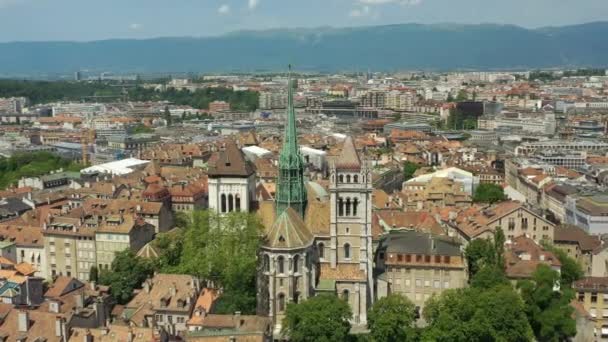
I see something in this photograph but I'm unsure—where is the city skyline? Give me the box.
[0,0,607,42]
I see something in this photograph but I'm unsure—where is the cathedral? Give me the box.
[255,74,375,335]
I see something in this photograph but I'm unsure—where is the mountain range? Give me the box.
[1,22,607,75]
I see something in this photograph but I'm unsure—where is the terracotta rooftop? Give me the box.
[208,141,255,177]
[335,136,361,170]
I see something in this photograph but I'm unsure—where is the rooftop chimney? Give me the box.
[17,311,29,333]
[55,316,66,338]
[75,292,84,310]
[84,330,93,342]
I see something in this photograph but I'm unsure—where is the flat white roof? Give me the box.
[242,145,272,156]
[300,146,327,156]
[81,158,150,175]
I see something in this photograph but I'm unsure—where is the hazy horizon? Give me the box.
[0,0,607,42]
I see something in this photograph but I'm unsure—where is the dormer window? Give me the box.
[279,236,285,243]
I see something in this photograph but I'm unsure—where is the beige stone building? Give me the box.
[402,177,471,210]
[447,201,555,244]
[95,215,155,270]
[123,274,200,336]
[554,224,601,276]
[375,230,467,315]
[42,216,96,280]
[574,277,608,339]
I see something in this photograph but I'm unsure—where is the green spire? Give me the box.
[275,66,307,219]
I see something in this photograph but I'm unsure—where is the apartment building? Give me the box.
[566,194,608,235]
[0,224,47,278]
[447,201,555,244]
[574,277,608,338]
[95,215,155,270]
[42,216,96,280]
[375,231,467,314]
[125,274,200,336]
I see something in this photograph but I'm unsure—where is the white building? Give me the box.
[208,142,256,214]
[405,167,480,195]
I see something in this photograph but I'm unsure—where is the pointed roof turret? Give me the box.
[265,207,313,249]
[275,66,308,219]
[208,141,255,177]
[281,65,299,157]
[335,136,361,170]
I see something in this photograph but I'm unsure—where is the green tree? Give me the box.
[455,89,468,102]
[465,228,506,282]
[464,238,495,279]
[99,250,154,304]
[89,266,99,283]
[170,210,263,314]
[470,264,508,289]
[542,242,583,286]
[473,183,507,204]
[282,295,352,342]
[0,151,83,189]
[164,106,172,126]
[368,294,417,342]
[518,264,577,341]
[403,161,420,182]
[423,285,533,342]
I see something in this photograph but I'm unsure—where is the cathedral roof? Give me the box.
[264,207,313,250]
[208,141,255,177]
[335,136,361,170]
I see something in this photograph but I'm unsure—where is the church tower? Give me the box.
[328,136,374,325]
[208,141,256,214]
[275,68,307,219]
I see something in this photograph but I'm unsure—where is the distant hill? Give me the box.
[1,22,608,75]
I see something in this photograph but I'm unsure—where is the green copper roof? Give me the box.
[275,66,308,219]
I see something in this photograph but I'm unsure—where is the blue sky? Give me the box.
[1,0,607,41]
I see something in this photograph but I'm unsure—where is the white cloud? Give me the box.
[248,0,259,10]
[349,5,370,17]
[218,4,231,14]
[129,23,142,30]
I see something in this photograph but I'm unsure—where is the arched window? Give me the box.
[228,194,234,212]
[344,243,351,259]
[338,198,344,217]
[278,293,286,312]
[353,198,359,216]
[318,243,325,259]
[235,194,241,212]
[277,256,285,274]
[293,255,300,273]
[342,289,349,301]
[264,254,270,272]
[220,194,227,213]
[346,175,351,183]
[345,198,351,216]
[353,175,358,183]
[339,175,344,183]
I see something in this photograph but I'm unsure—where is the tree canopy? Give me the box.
[403,161,420,182]
[0,151,83,189]
[423,285,533,342]
[518,264,577,341]
[282,295,352,342]
[368,294,417,342]
[129,86,259,111]
[98,249,154,304]
[473,183,507,204]
[152,210,263,314]
[542,242,584,286]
